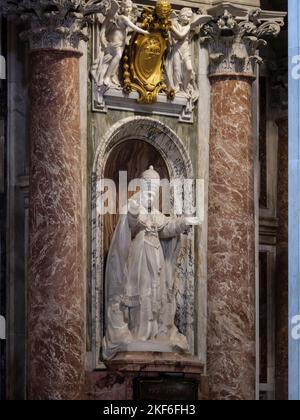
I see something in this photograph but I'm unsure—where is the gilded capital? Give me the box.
[201,4,286,78]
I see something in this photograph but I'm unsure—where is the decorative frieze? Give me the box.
[202,5,286,77]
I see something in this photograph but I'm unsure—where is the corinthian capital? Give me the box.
[1,0,105,52]
[201,4,286,78]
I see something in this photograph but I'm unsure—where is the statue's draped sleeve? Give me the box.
[103,211,132,359]
[105,212,132,303]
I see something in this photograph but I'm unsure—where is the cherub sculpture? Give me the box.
[91,0,149,94]
[165,9,211,99]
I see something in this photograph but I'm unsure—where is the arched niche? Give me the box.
[92,117,195,368]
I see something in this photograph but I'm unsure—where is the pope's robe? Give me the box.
[103,204,189,360]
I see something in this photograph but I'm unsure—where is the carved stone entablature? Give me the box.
[1,0,104,52]
[201,3,286,78]
[92,86,196,123]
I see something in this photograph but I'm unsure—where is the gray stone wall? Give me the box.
[0,17,7,401]
[3,21,30,400]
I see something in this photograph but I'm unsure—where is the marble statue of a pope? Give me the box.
[103,166,200,360]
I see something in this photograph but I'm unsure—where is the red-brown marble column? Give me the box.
[207,75,256,400]
[275,116,288,400]
[19,3,88,400]
[27,49,85,400]
[205,7,284,399]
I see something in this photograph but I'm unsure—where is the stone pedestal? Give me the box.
[105,352,205,374]
[275,117,288,400]
[86,353,208,400]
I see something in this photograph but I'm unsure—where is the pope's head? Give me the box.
[140,166,161,210]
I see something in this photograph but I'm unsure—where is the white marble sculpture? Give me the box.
[165,9,211,112]
[91,0,148,103]
[103,166,200,360]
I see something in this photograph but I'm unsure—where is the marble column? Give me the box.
[10,1,91,400]
[275,116,288,400]
[28,49,85,401]
[204,6,285,400]
[208,75,256,400]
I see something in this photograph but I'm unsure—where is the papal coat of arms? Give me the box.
[90,0,212,119]
[123,0,175,103]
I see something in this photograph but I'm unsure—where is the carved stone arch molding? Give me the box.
[93,117,194,180]
[91,116,197,369]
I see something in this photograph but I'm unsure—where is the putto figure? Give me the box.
[165,9,211,107]
[103,166,200,360]
[91,0,148,92]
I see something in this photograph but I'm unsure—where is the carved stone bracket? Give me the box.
[201,4,286,78]
[0,0,104,52]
